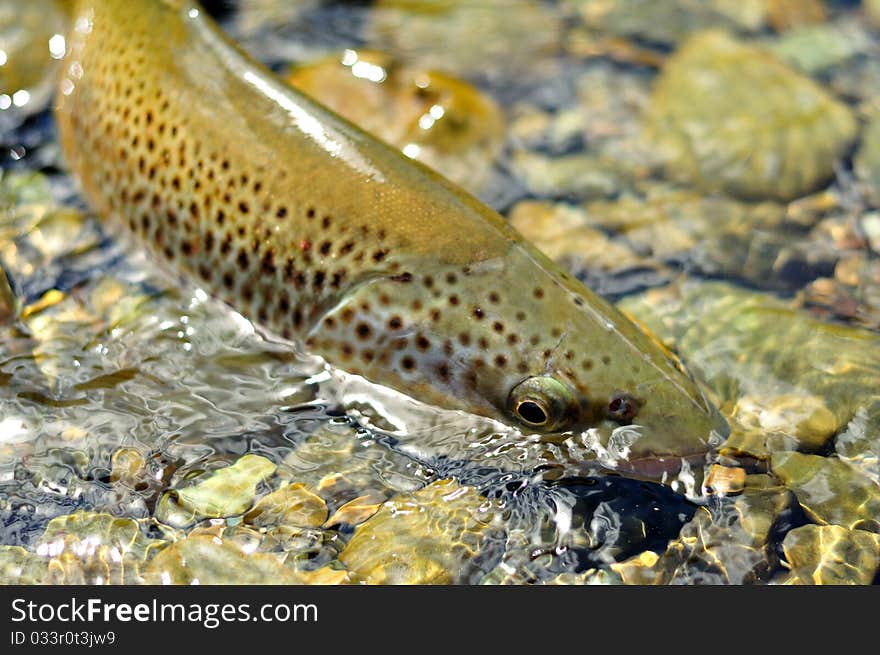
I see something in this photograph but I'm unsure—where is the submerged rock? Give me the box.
[702,464,747,497]
[765,0,826,33]
[585,184,786,260]
[510,151,623,200]
[802,252,880,330]
[692,228,840,293]
[644,31,857,201]
[856,112,880,207]
[509,64,656,178]
[835,405,880,485]
[771,451,880,532]
[507,201,644,274]
[0,168,48,208]
[286,49,506,195]
[778,524,880,585]
[142,532,306,585]
[280,423,429,511]
[571,0,766,45]
[723,393,839,458]
[610,487,797,584]
[2,511,169,585]
[665,488,796,584]
[109,447,146,486]
[610,550,663,585]
[482,561,624,585]
[484,475,700,583]
[0,0,68,128]
[868,0,880,29]
[338,479,501,584]
[771,20,869,74]
[0,545,49,584]
[234,0,319,38]
[323,492,385,528]
[155,454,277,528]
[243,482,328,529]
[37,511,161,558]
[619,281,880,462]
[368,0,562,81]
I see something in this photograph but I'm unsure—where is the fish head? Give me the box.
[475,253,730,462]
[317,246,728,464]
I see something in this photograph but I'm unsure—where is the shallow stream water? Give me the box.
[1,0,879,585]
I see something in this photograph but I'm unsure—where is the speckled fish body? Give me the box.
[55,0,728,460]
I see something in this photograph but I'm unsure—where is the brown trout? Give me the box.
[54,0,728,462]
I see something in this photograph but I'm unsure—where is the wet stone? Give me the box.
[770,20,869,74]
[802,256,880,330]
[477,474,699,583]
[766,0,826,33]
[860,213,880,253]
[0,170,53,215]
[323,492,386,528]
[109,448,146,486]
[538,569,623,585]
[0,545,49,584]
[243,482,328,529]
[564,28,666,69]
[571,0,766,45]
[619,281,880,459]
[234,0,320,38]
[338,479,502,584]
[778,524,880,585]
[510,151,623,201]
[644,30,857,201]
[508,63,656,175]
[649,488,798,584]
[702,464,747,497]
[855,112,880,207]
[691,227,840,293]
[722,393,839,460]
[835,403,880,485]
[0,0,68,128]
[482,564,624,586]
[27,511,166,585]
[155,454,277,528]
[771,451,880,532]
[296,566,353,585]
[868,0,880,29]
[280,423,429,510]
[507,201,645,275]
[368,0,563,82]
[0,478,86,550]
[286,50,506,195]
[609,550,663,585]
[585,184,787,263]
[142,533,305,585]
[37,511,162,560]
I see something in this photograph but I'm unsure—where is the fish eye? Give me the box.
[508,376,577,433]
[514,399,549,426]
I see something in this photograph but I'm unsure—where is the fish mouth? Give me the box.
[604,450,713,482]
[529,411,729,481]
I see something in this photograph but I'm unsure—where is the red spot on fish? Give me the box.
[300,239,311,252]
